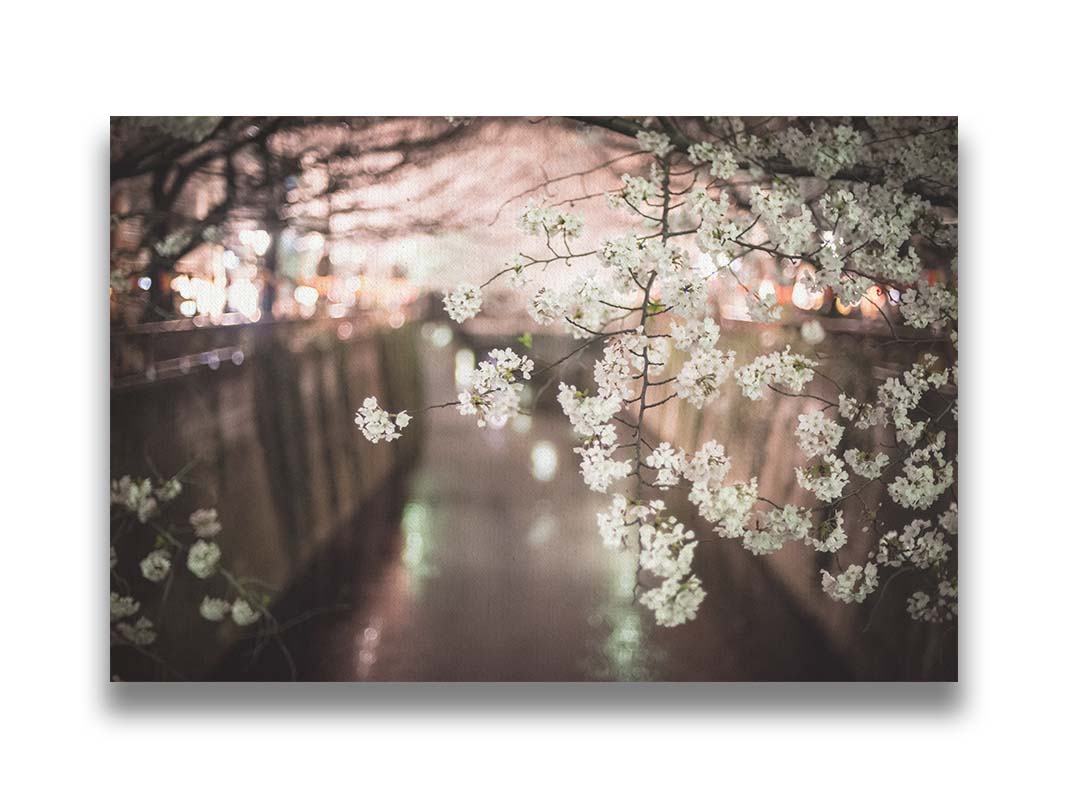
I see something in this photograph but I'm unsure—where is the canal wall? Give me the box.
[110,315,424,680]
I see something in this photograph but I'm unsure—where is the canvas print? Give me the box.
[109,116,958,681]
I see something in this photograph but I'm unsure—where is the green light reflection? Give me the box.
[400,501,438,593]
[582,551,662,681]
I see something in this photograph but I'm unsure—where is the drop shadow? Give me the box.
[104,679,962,717]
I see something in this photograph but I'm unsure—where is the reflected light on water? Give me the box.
[431,325,452,348]
[526,512,559,546]
[454,348,475,389]
[530,440,558,482]
[355,617,384,680]
[400,502,436,592]
[401,502,430,568]
[421,323,453,348]
[601,558,651,679]
[510,414,532,435]
[582,554,658,680]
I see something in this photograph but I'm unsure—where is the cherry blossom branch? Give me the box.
[643,392,678,411]
[768,385,839,408]
[487,151,644,226]
[529,327,634,378]
[627,154,678,589]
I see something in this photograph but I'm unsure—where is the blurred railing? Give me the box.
[110,302,427,680]
[111,297,430,390]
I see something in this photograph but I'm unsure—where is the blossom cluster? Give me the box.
[795,410,844,459]
[354,396,412,443]
[735,347,817,400]
[887,432,954,509]
[907,578,957,623]
[750,185,818,258]
[111,470,275,679]
[596,493,643,550]
[690,188,740,262]
[795,454,849,503]
[875,517,953,571]
[557,384,622,438]
[574,424,630,493]
[110,475,182,523]
[356,118,957,630]
[607,174,659,213]
[687,141,739,180]
[773,396,850,510]
[779,122,866,180]
[518,199,584,239]
[635,502,706,627]
[806,510,847,553]
[745,505,811,555]
[443,283,483,323]
[843,448,890,480]
[900,281,957,330]
[672,318,736,408]
[636,129,674,158]
[458,348,534,428]
[527,271,620,339]
[821,563,879,604]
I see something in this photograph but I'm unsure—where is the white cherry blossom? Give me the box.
[187,540,222,579]
[443,283,483,323]
[139,549,171,583]
[355,396,411,443]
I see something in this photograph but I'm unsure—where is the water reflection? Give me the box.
[355,617,384,680]
[271,335,677,679]
[422,322,453,349]
[582,556,661,681]
[454,347,475,387]
[526,509,559,547]
[217,332,865,680]
[400,501,437,585]
[530,440,558,482]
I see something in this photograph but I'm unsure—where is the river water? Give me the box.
[216,328,852,681]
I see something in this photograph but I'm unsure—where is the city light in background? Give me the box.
[110,116,921,338]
